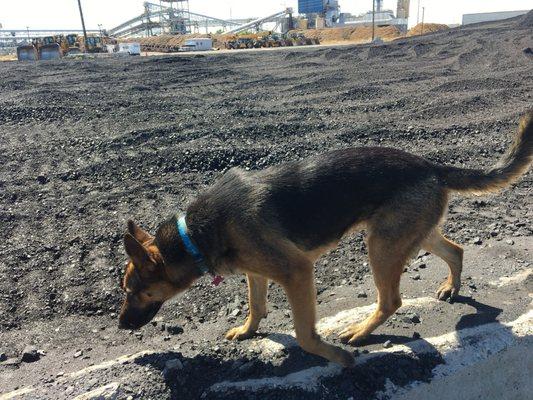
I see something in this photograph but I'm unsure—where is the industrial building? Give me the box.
[462,10,530,25]
[108,1,253,37]
[297,0,341,27]
[107,2,298,38]
[296,0,409,31]
[342,0,409,32]
[0,29,99,50]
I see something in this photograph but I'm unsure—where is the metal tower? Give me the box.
[160,0,191,34]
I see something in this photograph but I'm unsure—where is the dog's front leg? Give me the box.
[281,261,354,367]
[225,273,268,340]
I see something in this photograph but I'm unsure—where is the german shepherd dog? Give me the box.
[119,111,532,367]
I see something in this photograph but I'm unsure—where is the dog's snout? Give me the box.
[118,319,133,330]
[118,301,163,331]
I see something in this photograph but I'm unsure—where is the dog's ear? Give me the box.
[124,233,155,271]
[127,220,153,244]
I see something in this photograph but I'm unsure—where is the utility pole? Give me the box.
[287,7,294,31]
[421,6,425,34]
[371,0,375,42]
[77,0,88,47]
[26,26,30,41]
[98,23,103,44]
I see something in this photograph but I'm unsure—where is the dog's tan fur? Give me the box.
[119,111,533,367]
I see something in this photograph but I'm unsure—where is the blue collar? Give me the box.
[176,215,209,275]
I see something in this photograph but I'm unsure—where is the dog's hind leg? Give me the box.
[226,273,268,340]
[422,229,463,301]
[340,182,446,344]
[280,259,354,367]
[339,232,410,344]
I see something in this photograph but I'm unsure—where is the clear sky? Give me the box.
[0,1,531,31]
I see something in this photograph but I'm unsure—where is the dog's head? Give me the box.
[118,220,197,330]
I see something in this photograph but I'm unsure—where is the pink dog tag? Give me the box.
[212,275,224,286]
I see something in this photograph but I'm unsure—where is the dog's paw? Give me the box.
[436,281,460,302]
[338,323,368,345]
[225,325,255,341]
[333,347,355,368]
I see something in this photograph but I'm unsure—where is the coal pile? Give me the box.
[0,11,532,399]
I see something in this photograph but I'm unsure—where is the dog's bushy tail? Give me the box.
[437,110,533,194]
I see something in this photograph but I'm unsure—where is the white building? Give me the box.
[182,38,212,51]
[117,43,141,55]
[462,10,529,25]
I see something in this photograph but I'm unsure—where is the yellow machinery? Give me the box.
[60,34,82,55]
[15,31,118,60]
[17,36,61,61]
[36,36,62,60]
[80,35,105,53]
[16,44,38,61]
[225,34,259,50]
[224,31,315,50]
[16,33,109,61]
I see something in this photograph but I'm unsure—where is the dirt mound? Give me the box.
[130,25,406,51]
[124,33,226,52]
[126,31,304,51]
[290,25,402,44]
[518,9,533,27]
[407,23,449,37]
[350,25,402,41]
[0,54,16,62]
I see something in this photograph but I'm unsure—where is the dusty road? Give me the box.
[1,11,532,400]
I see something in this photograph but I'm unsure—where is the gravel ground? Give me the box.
[0,12,532,400]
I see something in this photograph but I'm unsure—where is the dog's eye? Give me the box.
[146,293,153,298]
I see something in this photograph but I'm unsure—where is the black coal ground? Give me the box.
[0,11,532,400]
